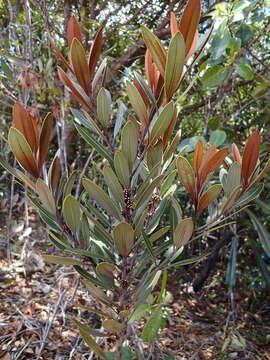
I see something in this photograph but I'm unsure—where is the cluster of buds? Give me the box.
[122,189,133,222]
[146,193,161,222]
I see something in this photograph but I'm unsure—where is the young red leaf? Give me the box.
[70,38,90,94]
[57,67,92,110]
[241,131,260,186]
[170,12,179,37]
[198,144,216,173]
[185,29,199,61]
[231,143,242,165]
[49,36,74,74]
[199,147,228,185]
[179,0,201,58]
[197,184,222,213]
[12,102,39,154]
[145,50,155,91]
[38,113,53,170]
[67,16,82,48]
[193,139,204,172]
[88,27,103,81]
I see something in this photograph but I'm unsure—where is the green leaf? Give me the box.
[82,178,121,219]
[113,222,134,256]
[74,319,106,359]
[97,87,111,125]
[121,121,138,171]
[236,183,264,208]
[71,108,103,136]
[141,25,166,76]
[102,319,124,332]
[148,102,174,143]
[235,63,254,80]
[63,170,78,198]
[74,265,112,289]
[165,31,185,99]
[201,65,230,88]
[141,306,163,343]
[62,195,82,233]
[43,255,84,266]
[36,178,56,215]
[103,163,124,207]
[114,150,130,189]
[96,262,115,280]
[160,171,177,197]
[247,210,270,257]
[114,101,127,138]
[128,304,150,323]
[226,236,238,290]
[209,130,226,147]
[170,252,209,268]
[149,226,170,243]
[134,174,164,216]
[8,127,39,178]
[126,81,148,126]
[250,237,270,293]
[75,123,113,166]
[146,142,163,176]
[28,195,61,232]
[142,231,156,260]
[224,162,241,196]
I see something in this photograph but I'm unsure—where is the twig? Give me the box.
[6,158,16,262]
[75,149,95,199]
[36,287,67,359]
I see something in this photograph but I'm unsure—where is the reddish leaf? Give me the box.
[232,143,242,165]
[170,12,179,37]
[185,29,199,61]
[70,38,90,94]
[241,131,260,186]
[199,144,216,173]
[38,113,53,170]
[88,27,103,81]
[193,139,204,172]
[49,36,74,74]
[199,147,228,185]
[133,77,148,106]
[67,16,82,48]
[145,50,156,92]
[179,0,201,58]
[12,102,39,154]
[174,217,194,249]
[197,184,222,213]
[57,66,92,110]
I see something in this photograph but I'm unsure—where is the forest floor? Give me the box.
[0,209,270,360]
